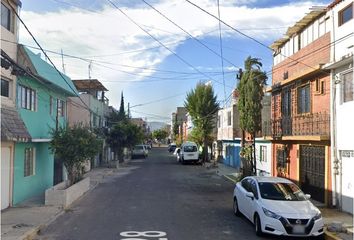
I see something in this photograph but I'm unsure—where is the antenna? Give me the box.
[61,49,66,74]
[89,60,92,79]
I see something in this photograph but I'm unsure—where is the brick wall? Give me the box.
[272,32,330,85]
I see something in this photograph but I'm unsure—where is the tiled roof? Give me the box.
[21,46,78,96]
[1,106,31,142]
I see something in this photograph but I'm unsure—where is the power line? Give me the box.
[140,0,241,70]
[107,0,233,89]
[184,0,333,76]
[216,0,226,105]
[6,0,93,115]
[130,92,186,108]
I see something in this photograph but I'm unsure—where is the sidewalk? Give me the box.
[0,167,116,240]
[212,162,354,240]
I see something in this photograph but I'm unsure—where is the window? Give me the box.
[17,85,36,111]
[217,115,221,128]
[1,3,11,31]
[282,88,292,116]
[342,71,353,103]
[260,146,267,162]
[24,147,35,177]
[1,79,9,97]
[315,79,325,94]
[297,84,310,114]
[339,3,353,26]
[227,111,231,126]
[57,99,65,116]
[276,148,287,169]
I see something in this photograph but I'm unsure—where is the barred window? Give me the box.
[57,99,65,117]
[260,146,267,162]
[297,84,310,114]
[24,148,35,177]
[1,79,9,97]
[276,148,287,169]
[342,71,353,103]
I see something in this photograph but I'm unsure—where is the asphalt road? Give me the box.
[38,147,281,240]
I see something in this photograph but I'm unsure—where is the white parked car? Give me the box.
[179,142,199,164]
[132,145,147,158]
[233,176,324,237]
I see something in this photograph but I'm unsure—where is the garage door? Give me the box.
[1,147,11,210]
[300,145,325,203]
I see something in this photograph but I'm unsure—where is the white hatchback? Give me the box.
[233,176,324,237]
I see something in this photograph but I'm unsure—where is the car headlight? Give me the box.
[262,207,282,220]
[313,212,322,221]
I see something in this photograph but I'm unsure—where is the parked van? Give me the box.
[179,142,199,164]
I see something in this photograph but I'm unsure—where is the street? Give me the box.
[38,147,278,240]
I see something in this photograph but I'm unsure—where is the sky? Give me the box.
[17,0,331,124]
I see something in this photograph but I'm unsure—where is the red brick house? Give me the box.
[265,9,332,205]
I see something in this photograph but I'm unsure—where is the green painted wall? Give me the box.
[17,76,68,139]
[13,142,54,205]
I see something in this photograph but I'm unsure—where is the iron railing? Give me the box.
[263,112,330,138]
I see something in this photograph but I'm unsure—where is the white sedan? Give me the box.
[233,176,324,237]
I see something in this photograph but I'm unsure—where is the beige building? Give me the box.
[1,0,31,210]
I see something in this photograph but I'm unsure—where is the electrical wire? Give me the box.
[107,0,233,89]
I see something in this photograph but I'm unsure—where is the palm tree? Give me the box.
[185,82,219,163]
[238,56,267,175]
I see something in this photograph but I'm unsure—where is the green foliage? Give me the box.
[106,121,143,162]
[238,56,267,134]
[50,125,102,186]
[152,129,168,141]
[185,82,219,162]
[238,56,267,175]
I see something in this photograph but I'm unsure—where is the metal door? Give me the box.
[299,145,325,203]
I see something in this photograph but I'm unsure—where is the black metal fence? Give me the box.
[263,112,330,138]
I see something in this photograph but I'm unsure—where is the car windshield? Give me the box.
[258,182,307,201]
[183,146,197,152]
[135,146,144,150]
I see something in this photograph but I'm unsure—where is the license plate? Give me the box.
[292,225,305,234]
[188,154,194,156]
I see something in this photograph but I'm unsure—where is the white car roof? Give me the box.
[247,176,294,184]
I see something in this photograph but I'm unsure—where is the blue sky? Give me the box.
[19,0,330,124]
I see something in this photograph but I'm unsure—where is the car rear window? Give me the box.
[183,146,197,152]
[135,146,143,150]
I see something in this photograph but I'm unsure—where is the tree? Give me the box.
[118,92,125,120]
[106,121,143,162]
[152,129,168,142]
[185,82,219,163]
[50,125,102,186]
[237,56,267,175]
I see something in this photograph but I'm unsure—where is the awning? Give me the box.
[1,106,31,142]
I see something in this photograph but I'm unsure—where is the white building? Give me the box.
[325,0,354,214]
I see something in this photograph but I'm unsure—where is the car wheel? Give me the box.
[233,198,240,216]
[181,158,185,164]
[254,214,263,236]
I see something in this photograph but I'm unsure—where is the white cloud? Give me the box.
[19,0,328,109]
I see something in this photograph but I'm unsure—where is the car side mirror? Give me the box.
[305,194,311,200]
[246,192,254,200]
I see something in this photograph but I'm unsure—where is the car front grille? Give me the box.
[279,217,314,235]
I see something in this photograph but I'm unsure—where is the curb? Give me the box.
[22,208,65,240]
[325,230,343,240]
[223,174,237,184]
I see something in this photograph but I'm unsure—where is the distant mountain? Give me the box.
[148,121,167,132]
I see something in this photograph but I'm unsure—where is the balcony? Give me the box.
[263,112,330,141]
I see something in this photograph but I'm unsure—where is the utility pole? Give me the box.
[61,49,66,74]
[127,102,131,119]
[88,60,92,79]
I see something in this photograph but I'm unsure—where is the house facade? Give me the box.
[13,45,77,205]
[324,0,353,214]
[266,8,332,205]
[1,0,32,210]
[67,79,109,168]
